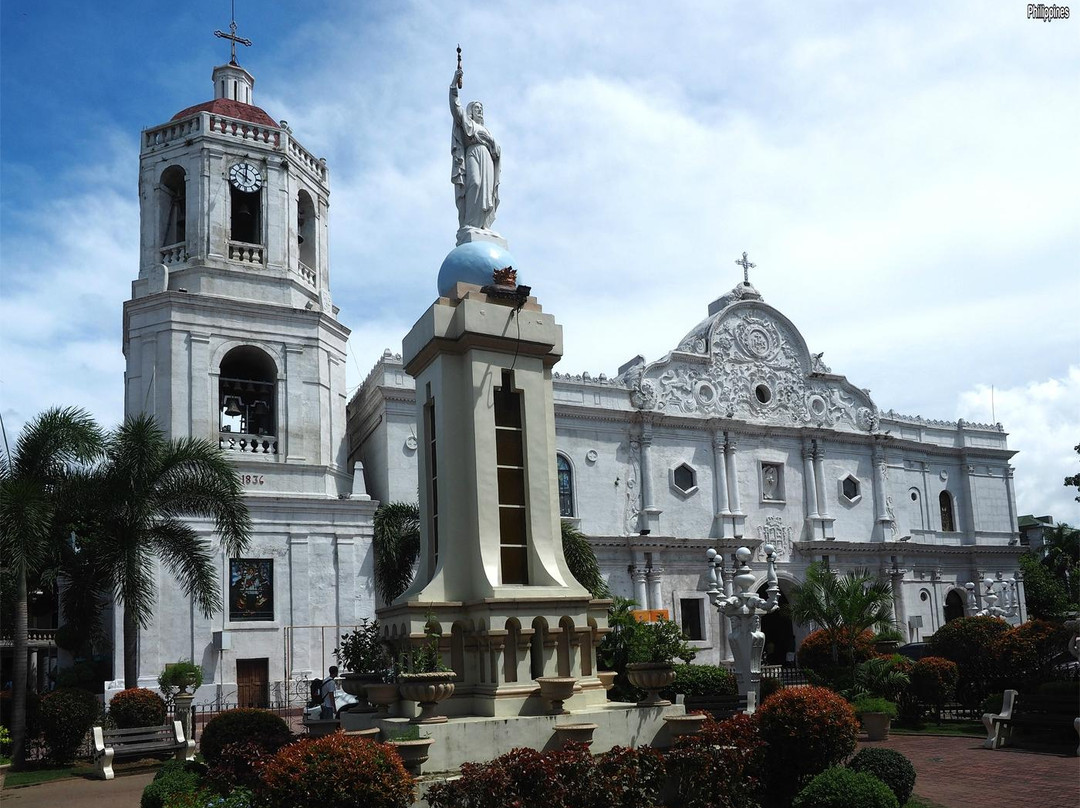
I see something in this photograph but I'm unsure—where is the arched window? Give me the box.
[939,491,956,532]
[219,346,277,453]
[230,186,261,245]
[944,590,965,622]
[297,190,316,275]
[556,454,574,517]
[159,166,187,248]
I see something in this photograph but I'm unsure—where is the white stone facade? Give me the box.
[348,282,1027,667]
[112,61,375,705]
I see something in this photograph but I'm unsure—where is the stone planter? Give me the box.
[626,662,676,707]
[536,676,577,715]
[343,727,381,740]
[596,671,617,691]
[664,712,707,738]
[388,737,434,776]
[862,712,892,741]
[398,671,456,724]
[552,722,598,747]
[365,682,400,715]
[874,640,900,655]
[340,672,381,698]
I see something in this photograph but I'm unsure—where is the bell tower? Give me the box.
[123,38,349,497]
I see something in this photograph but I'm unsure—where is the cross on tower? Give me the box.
[214,1,252,65]
[734,251,756,285]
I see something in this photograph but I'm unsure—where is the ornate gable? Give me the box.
[623,284,878,433]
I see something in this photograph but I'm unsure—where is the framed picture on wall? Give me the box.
[229,558,274,621]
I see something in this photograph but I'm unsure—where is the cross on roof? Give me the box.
[734,251,756,285]
[214,1,252,65]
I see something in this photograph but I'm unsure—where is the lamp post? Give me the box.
[974,574,1018,619]
[706,544,780,713]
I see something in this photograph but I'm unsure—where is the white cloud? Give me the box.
[957,367,1080,525]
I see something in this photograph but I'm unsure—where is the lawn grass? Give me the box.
[2,764,87,787]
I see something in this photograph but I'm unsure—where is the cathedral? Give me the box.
[108,43,1026,705]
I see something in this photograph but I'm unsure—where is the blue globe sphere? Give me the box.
[437,241,519,298]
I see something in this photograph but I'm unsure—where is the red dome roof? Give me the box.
[171,98,279,128]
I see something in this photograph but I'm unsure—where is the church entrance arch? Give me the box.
[944,589,965,623]
[757,582,795,666]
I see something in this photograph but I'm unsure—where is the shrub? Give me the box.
[759,675,785,704]
[852,695,897,719]
[426,742,664,808]
[668,664,737,697]
[797,628,875,676]
[140,759,207,808]
[793,766,899,808]
[40,687,100,763]
[259,734,413,808]
[199,708,292,766]
[208,740,277,793]
[928,616,1010,706]
[756,685,859,803]
[110,688,168,728]
[593,745,666,808]
[666,713,766,808]
[848,747,917,805]
[910,657,958,722]
[995,619,1070,688]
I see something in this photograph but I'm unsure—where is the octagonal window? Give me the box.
[672,463,697,495]
[841,475,861,503]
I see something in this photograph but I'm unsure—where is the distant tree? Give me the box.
[1019,554,1073,620]
[1039,523,1080,602]
[1064,443,1080,502]
[0,407,104,769]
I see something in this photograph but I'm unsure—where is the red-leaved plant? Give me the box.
[108,687,167,728]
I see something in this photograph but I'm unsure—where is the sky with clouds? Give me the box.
[1,1,1077,523]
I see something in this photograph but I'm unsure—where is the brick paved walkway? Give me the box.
[863,734,1079,808]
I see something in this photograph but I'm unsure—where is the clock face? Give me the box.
[229,162,263,193]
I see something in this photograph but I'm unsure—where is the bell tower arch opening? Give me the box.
[159,166,187,250]
[219,346,277,449]
[297,189,316,274]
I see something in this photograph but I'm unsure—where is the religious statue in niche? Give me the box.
[761,463,781,500]
[450,49,501,240]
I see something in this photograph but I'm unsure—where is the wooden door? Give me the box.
[236,658,269,708]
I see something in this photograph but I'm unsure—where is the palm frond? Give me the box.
[151,519,222,618]
[560,520,610,598]
[373,502,421,606]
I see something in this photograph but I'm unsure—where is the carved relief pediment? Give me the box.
[627,296,877,433]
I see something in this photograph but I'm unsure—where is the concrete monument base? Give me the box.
[340,700,687,773]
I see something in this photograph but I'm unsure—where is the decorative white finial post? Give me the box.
[974,574,1018,619]
[706,545,780,713]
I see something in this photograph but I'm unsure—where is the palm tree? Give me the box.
[85,414,251,687]
[1040,523,1079,602]
[790,562,896,672]
[0,407,104,769]
[371,502,610,604]
[372,501,421,606]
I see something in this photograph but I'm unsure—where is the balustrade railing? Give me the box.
[296,260,317,287]
[144,115,202,148]
[228,241,265,264]
[288,138,327,181]
[160,242,188,265]
[219,432,277,454]
[0,628,57,647]
[208,114,281,146]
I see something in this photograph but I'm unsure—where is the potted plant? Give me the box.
[853,695,898,741]
[384,724,434,776]
[158,660,204,697]
[872,627,904,655]
[625,618,696,707]
[334,618,392,699]
[396,620,455,724]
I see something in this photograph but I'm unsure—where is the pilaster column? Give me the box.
[959,450,977,545]
[713,431,730,516]
[631,564,649,609]
[813,441,830,520]
[890,567,909,643]
[802,439,819,522]
[646,564,664,613]
[872,443,890,536]
[920,461,933,531]
[1004,466,1019,544]
[639,425,654,512]
[725,439,742,514]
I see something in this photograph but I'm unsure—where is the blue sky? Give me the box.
[1,1,1077,522]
